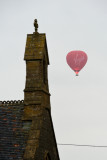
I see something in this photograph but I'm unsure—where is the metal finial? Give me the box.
[34,19,38,32]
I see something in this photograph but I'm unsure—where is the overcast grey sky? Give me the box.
[0,0,107,159]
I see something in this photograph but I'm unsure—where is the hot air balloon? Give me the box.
[66,50,88,76]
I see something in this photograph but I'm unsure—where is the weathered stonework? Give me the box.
[0,19,60,160]
[23,20,60,160]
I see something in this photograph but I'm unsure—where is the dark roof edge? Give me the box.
[0,100,24,106]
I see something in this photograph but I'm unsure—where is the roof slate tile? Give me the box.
[0,101,29,160]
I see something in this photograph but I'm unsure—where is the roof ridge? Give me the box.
[0,100,24,105]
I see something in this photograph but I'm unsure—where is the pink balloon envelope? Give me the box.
[66,50,88,76]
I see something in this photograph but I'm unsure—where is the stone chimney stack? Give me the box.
[24,19,51,119]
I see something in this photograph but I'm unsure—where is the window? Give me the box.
[45,152,51,160]
[22,120,32,130]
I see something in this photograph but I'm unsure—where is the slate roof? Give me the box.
[0,100,29,160]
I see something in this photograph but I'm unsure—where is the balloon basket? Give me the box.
[75,71,79,76]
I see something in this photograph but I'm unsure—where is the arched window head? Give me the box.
[45,152,51,160]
